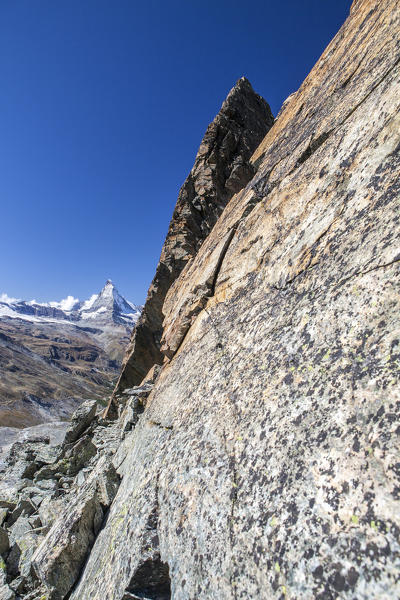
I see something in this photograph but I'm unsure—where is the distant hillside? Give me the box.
[0,280,141,427]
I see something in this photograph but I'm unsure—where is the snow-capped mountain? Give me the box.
[79,280,141,325]
[0,280,141,327]
[0,281,141,428]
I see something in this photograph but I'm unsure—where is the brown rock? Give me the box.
[107,78,274,416]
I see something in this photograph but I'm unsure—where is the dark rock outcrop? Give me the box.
[110,78,274,408]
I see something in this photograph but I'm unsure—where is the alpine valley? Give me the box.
[0,281,141,428]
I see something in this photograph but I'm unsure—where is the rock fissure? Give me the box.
[339,51,367,89]
[296,130,333,167]
[335,254,400,289]
[210,228,238,297]
[162,226,240,361]
[148,421,173,431]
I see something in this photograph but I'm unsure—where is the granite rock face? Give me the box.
[1,0,400,598]
[111,78,274,405]
[72,1,400,598]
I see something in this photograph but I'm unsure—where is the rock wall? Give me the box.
[73,0,400,597]
[111,78,274,407]
[1,0,399,598]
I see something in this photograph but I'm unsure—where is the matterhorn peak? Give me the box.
[98,279,115,299]
[80,280,141,326]
[100,279,114,294]
[0,281,141,329]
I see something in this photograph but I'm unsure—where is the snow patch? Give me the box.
[0,304,59,325]
[49,296,80,311]
[80,306,107,319]
[0,293,20,304]
[81,294,98,311]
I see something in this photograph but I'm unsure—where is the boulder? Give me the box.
[7,498,36,527]
[64,400,97,445]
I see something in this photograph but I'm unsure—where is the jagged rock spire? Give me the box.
[105,79,274,415]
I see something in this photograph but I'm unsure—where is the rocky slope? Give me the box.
[0,0,399,598]
[0,281,140,428]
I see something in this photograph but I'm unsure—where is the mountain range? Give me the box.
[0,280,141,427]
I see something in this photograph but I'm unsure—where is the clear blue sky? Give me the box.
[0,0,351,304]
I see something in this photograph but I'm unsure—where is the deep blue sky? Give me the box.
[0,0,351,304]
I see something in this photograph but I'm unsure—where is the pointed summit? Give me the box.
[100,279,114,295]
[80,281,141,326]
[98,279,115,299]
[222,76,270,115]
[223,76,257,104]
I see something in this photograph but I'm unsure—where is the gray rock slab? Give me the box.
[64,400,97,445]
[32,456,120,599]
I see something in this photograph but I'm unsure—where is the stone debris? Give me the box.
[32,456,120,600]
[0,395,128,599]
[0,373,157,599]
